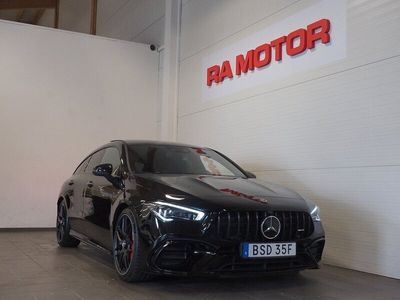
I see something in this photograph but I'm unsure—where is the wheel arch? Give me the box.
[57,195,71,208]
[112,203,129,233]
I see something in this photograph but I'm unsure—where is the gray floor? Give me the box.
[0,230,398,300]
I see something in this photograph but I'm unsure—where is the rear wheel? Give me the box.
[56,201,80,247]
[113,207,152,282]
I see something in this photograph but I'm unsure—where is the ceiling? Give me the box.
[0,8,46,24]
[0,0,57,26]
[0,0,165,45]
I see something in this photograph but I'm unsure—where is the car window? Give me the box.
[85,149,105,174]
[74,156,91,174]
[127,145,245,177]
[199,155,234,176]
[101,147,121,175]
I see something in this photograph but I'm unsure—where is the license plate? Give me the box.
[241,242,296,258]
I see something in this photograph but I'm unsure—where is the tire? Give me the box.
[113,207,152,282]
[56,201,80,247]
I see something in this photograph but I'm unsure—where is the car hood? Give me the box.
[135,174,309,212]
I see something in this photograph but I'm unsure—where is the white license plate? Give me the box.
[241,242,296,258]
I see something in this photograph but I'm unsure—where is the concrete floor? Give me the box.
[0,230,398,300]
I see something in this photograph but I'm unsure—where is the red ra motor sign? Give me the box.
[206,19,330,87]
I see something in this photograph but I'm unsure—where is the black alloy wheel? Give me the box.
[113,207,152,282]
[56,201,80,247]
[114,214,134,275]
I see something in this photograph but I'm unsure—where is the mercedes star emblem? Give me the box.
[261,216,281,239]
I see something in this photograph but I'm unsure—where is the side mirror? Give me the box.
[244,170,256,178]
[93,163,113,177]
[93,163,125,190]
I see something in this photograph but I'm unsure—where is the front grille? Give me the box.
[211,211,314,242]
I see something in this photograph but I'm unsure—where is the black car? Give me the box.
[56,140,325,282]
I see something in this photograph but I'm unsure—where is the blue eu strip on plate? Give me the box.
[242,243,249,257]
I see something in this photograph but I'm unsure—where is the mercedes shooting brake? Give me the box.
[56,140,325,282]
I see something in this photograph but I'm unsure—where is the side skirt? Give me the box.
[70,229,112,255]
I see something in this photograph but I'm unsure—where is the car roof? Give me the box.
[112,139,206,149]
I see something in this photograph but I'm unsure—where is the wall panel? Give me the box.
[0,21,159,228]
[177,0,400,279]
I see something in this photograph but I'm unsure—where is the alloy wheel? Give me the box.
[56,203,67,242]
[113,214,135,275]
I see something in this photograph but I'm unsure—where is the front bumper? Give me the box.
[147,234,325,276]
[140,208,326,277]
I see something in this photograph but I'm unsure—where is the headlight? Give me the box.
[310,205,321,222]
[151,201,205,222]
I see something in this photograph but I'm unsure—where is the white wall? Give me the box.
[97,0,165,45]
[156,49,165,138]
[96,0,166,137]
[176,0,400,279]
[0,20,159,228]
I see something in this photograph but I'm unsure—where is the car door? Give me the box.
[80,149,105,240]
[83,147,122,249]
[68,155,92,233]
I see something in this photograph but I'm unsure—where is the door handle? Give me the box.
[87,181,94,188]
[68,180,74,186]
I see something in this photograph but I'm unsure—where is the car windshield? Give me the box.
[127,144,245,177]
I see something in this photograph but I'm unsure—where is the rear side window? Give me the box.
[85,149,105,174]
[74,156,91,175]
[101,147,121,175]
